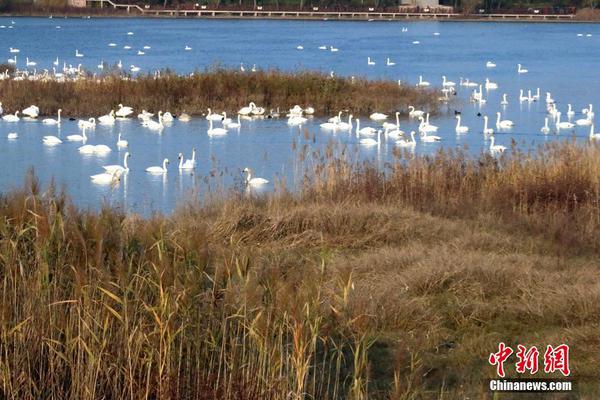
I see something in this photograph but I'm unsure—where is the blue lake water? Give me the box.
[0,17,599,213]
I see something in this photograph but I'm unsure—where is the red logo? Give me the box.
[489,343,570,377]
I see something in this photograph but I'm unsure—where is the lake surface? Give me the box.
[0,17,598,213]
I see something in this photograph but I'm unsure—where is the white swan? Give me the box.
[496,112,514,129]
[383,112,400,130]
[26,57,36,67]
[328,111,343,123]
[485,78,498,90]
[179,148,196,169]
[517,64,528,74]
[162,112,174,122]
[355,119,377,136]
[145,111,164,130]
[384,125,404,139]
[90,170,121,185]
[116,133,128,147]
[416,75,430,87]
[9,47,19,53]
[555,112,575,129]
[359,129,381,146]
[78,117,96,130]
[42,109,62,124]
[115,104,133,118]
[179,112,191,122]
[336,115,353,131]
[369,112,388,121]
[98,110,116,125]
[589,125,600,140]
[483,116,494,135]
[490,136,506,153]
[287,115,307,125]
[225,114,241,128]
[546,92,555,104]
[243,168,269,186]
[22,105,39,118]
[78,144,96,154]
[207,119,227,136]
[66,126,87,142]
[103,152,130,174]
[146,158,169,173]
[367,57,375,66]
[418,114,438,133]
[7,132,17,139]
[408,106,424,118]
[206,108,223,121]
[455,115,469,133]
[2,111,19,122]
[238,102,256,115]
[540,118,550,134]
[486,61,496,68]
[75,49,84,58]
[576,114,593,126]
[567,104,575,118]
[43,135,62,145]
[501,93,509,106]
[137,110,154,120]
[442,76,456,87]
[396,131,416,147]
[519,89,529,103]
[386,57,395,66]
[93,144,111,154]
[420,130,441,142]
[221,112,232,125]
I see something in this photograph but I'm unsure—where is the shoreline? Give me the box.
[2,8,598,23]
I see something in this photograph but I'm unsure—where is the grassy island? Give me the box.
[0,68,440,118]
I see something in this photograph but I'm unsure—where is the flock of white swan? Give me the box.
[1,20,598,193]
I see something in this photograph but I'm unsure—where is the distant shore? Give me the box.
[2,5,599,23]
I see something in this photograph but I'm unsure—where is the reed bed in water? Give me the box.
[0,140,599,399]
[0,68,440,117]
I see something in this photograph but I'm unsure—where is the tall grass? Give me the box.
[1,140,599,399]
[0,68,439,117]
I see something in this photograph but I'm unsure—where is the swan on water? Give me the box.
[43,109,62,124]
[22,105,39,118]
[43,135,62,145]
[238,102,256,115]
[416,75,430,87]
[589,125,600,140]
[420,130,441,142]
[162,112,174,122]
[555,112,575,129]
[541,118,550,134]
[2,111,19,122]
[115,104,133,118]
[98,110,116,125]
[90,170,121,185]
[66,126,87,142]
[355,119,377,136]
[396,131,416,147]
[370,112,388,121]
[442,76,456,87]
[501,93,509,106]
[75,49,84,58]
[116,133,128,147]
[7,132,17,139]
[359,129,381,146]
[367,57,375,66]
[386,58,395,66]
[408,106,424,118]
[144,111,164,130]
[517,64,528,74]
[206,108,223,121]
[103,152,130,174]
[243,168,269,186]
[207,119,228,136]
[455,115,469,133]
[483,116,494,135]
[486,61,496,68]
[225,114,241,128]
[146,158,169,174]
[179,112,191,122]
[179,148,196,169]
[485,78,498,90]
[567,104,575,118]
[78,117,96,129]
[489,136,506,153]
[382,112,400,130]
[496,112,514,129]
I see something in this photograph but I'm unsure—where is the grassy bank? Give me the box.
[1,140,599,398]
[0,68,439,118]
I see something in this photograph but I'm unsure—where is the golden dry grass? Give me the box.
[0,68,439,118]
[0,140,599,399]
